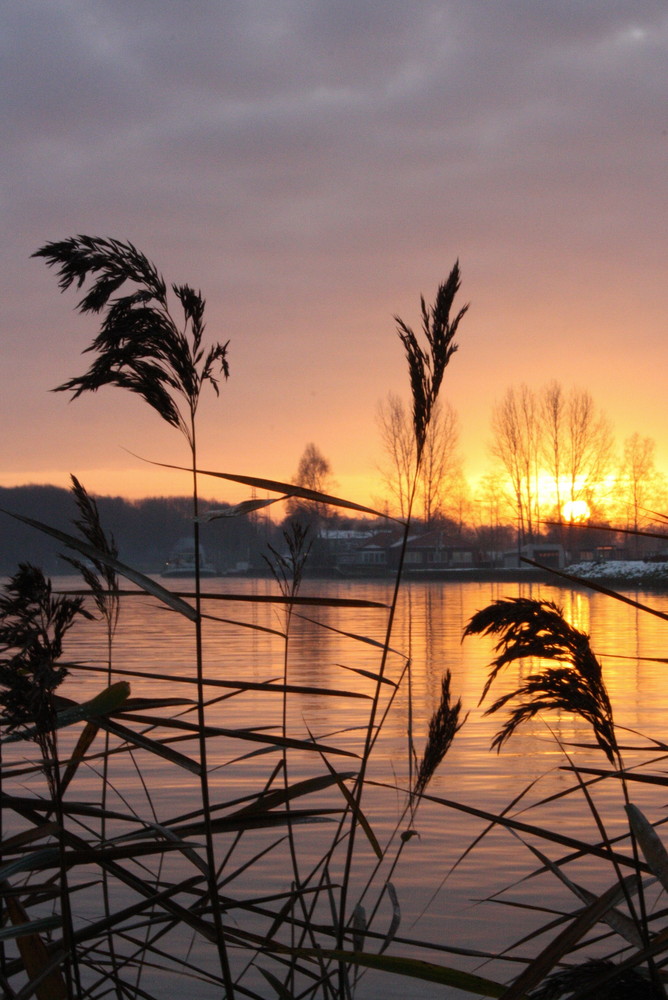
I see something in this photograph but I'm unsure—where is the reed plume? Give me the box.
[264,522,313,601]
[414,670,465,797]
[34,234,236,995]
[0,565,89,740]
[395,261,467,460]
[63,475,119,631]
[464,597,618,763]
[33,235,229,446]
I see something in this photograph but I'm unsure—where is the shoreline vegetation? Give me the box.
[3,479,666,585]
[2,238,668,999]
[23,560,668,590]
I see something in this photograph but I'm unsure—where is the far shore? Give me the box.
[381,562,668,588]
[27,559,668,592]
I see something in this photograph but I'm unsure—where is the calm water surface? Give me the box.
[27,578,668,996]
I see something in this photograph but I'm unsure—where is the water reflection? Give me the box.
[559,587,590,634]
[43,578,668,995]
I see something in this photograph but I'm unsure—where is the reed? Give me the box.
[462,582,668,998]
[9,234,667,1000]
[0,239,481,1000]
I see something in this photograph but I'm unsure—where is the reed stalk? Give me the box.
[0,565,89,996]
[16,240,556,1000]
[336,264,467,992]
[465,593,667,997]
[35,236,235,996]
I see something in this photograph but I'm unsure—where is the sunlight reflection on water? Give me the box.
[29,578,668,996]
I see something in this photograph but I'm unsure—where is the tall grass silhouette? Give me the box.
[2,241,511,1000]
[9,237,664,1000]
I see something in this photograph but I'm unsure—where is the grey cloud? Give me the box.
[6,2,666,174]
[3,1,667,352]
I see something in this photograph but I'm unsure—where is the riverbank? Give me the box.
[562,559,668,589]
[343,560,668,589]
[403,566,557,583]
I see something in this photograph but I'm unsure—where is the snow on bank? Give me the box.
[565,560,668,586]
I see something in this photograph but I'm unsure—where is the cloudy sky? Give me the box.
[2,1,667,507]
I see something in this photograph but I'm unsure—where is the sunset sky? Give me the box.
[1,2,667,510]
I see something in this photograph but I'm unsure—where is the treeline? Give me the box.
[0,486,276,576]
[376,381,667,543]
[0,483,396,579]
[3,374,667,578]
[485,382,667,541]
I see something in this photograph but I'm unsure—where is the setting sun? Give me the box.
[562,499,591,523]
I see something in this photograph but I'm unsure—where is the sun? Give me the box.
[562,499,591,523]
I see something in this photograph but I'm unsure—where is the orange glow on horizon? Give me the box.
[562,499,591,523]
[0,466,390,522]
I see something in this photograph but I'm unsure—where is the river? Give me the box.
[9,576,668,998]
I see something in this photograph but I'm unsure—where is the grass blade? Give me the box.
[2,682,131,743]
[68,661,372,699]
[98,717,202,775]
[283,945,514,997]
[307,725,383,860]
[626,803,668,893]
[131,456,399,520]
[173,591,388,609]
[336,663,397,687]
[516,834,644,949]
[113,713,359,757]
[4,895,68,999]
[378,784,644,872]
[498,880,636,1000]
[59,720,99,796]
[296,612,400,653]
[197,497,288,520]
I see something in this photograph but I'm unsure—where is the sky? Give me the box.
[1,1,667,511]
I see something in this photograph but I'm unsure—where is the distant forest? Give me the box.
[0,485,279,576]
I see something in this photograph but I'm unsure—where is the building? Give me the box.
[501,543,564,570]
[348,528,478,574]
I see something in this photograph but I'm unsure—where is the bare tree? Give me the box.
[495,382,614,538]
[618,433,661,536]
[442,466,472,533]
[473,472,516,560]
[377,393,461,525]
[376,392,415,519]
[491,385,540,542]
[419,400,461,526]
[474,472,511,530]
[287,442,334,524]
[540,380,566,522]
[491,389,525,539]
[565,388,613,507]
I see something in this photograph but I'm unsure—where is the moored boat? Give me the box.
[161,538,218,577]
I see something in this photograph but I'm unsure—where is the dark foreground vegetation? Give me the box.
[1,237,668,999]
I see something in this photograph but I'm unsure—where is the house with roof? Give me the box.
[347,528,478,574]
[501,542,565,570]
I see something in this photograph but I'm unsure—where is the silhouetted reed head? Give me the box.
[0,564,90,735]
[414,669,466,797]
[395,262,468,459]
[464,597,617,763]
[62,475,120,630]
[264,522,313,600]
[33,236,229,446]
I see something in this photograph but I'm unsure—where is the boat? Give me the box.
[161,539,218,578]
